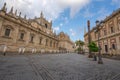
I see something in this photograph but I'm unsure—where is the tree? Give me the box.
[88,41,98,52]
[75,40,84,53]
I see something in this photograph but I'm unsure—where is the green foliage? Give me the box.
[88,41,98,52]
[75,40,84,52]
[77,47,81,51]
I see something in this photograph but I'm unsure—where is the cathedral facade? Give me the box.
[0,3,75,54]
[84,8,120,55]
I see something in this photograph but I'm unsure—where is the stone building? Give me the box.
[84,8,120,55]
[0,3,75,54]
[58,32,75,53]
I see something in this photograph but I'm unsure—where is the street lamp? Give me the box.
[95,20,104,64]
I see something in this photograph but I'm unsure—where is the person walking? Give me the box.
[3,45,7,56]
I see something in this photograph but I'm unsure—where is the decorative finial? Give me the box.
[87,20,90,27]
[24,15,26,19]
[19,12,21,17]
[50,20,52,24]
[95,20,99,26]
[15,10,17,15]
[50,20,52,28]
[34,16,37,19]
[5,8,7,12]
[1,2,7,12]
[9,6,13,14]
[40,11,43,18]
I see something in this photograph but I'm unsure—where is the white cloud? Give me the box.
[82,7,95,18]
[64,17,69,23]
[111,0,120,7]
[60,23,63,26]
[69,29,76,36]
[59,0,91,18]
[53,26,60,32]
[97,8,111,20]
[95,0,104,1]
[0,0,91,20]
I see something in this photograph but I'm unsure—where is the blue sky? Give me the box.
[0,0,120,42]
[53,0,120,41]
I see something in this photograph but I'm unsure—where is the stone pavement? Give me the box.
[0,53,120,80]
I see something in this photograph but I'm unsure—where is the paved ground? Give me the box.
[0,53,120,80]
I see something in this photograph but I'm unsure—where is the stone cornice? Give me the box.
[60,39,74,45]
[94,31,120,41]
[84,8,120,37]
[104,8,120,22]
[0,11,58,41]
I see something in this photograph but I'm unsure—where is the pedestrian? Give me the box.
[19,48,22,54]
[93,53,97,61]
[3,45,7,56]
[32,48,34,53]
[111,48,114,56]
[22,48,25,54]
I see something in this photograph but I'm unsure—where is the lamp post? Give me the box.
[95,20,104,64]
[87,20,92,58]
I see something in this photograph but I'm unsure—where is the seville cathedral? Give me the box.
[0,3,75,54]
[84,8,120,55]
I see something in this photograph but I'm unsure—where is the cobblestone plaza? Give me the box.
[0,53,120,80]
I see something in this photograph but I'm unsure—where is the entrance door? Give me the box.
[105,45,108,52]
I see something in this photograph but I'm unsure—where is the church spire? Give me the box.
[15,10,17,16]
[9,6,13,14]
[19,12,21,17]
[1,2,7,12]
[24,15,26,19]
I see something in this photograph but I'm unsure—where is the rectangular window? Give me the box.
[53,42,55,48]
[5,28,11,37]
[50,41,52,47]
[39,38,42,44]
[30,35,34,42]
[56,43,58,48]
[20,33,24,40]
[112,44,116,50]
[104,30,107,35]
[46,39,48,46]
[99,31,101,37]
[95,33,96,39]
[111,27,114,33]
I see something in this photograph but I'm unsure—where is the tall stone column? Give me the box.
[87,20,92,58]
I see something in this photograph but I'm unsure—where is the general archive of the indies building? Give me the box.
[0,3,75,54]
[84,8,120,55]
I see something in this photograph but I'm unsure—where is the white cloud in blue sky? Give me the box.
[69,29,76,36]
[0,0,91,20]
[111,0,120,7]
[0,0,120,41]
